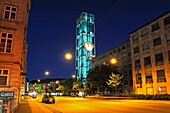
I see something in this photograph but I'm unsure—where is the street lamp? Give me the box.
[65,53,72,60]
[45,71,49,75]
[72,75,76,78]
[110,58,117,64]
[56,80,59,84]
[38,79,40,82]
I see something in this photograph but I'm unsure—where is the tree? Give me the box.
[56,85,65,93]
[72,81,84,96]
[106,73,123,98]
[86,64,118,94]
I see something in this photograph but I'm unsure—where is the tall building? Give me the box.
[130,11,170,95]
[0,0,31,108]
[90,41,133,94]
[75,12,96,84]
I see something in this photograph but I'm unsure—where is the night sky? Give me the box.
[27,0,170,81]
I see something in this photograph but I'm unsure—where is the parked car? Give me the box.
[42,95,55,103]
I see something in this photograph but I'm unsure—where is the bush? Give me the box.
[145,95,153,100]
[136,94,145,99]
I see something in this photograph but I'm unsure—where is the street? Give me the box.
[15,95,170,113]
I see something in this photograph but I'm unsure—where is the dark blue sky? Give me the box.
[27,0,170,81]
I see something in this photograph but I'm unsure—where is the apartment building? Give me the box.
[130,11,170,95]
[0,0,31,107]
[90,40,133,94]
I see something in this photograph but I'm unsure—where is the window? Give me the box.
[109,52,112,55]
[145,72,153,84]
[122,46,125,50]
[0,69,8,85]
[118,48,121,52]
[158,87,167,94]
[4,5,17,21]
[141,28,148,37]
[136,73,142,84]
[100,57,102,60]
[128,52,131,56]
[143,42,149,50]
[113,50,116,53]
[127,43,130,48]
[123,62,126,67]
[153,37,161,46]
[0,33,13,53]
[103,55,105,58]
[164,16,170,26]
[122,53,126,58]
[152,23,160,32]
[144,56,151,66]
[157,70,166,83]
[166,33,170,42]
[135,59,141,69]
[134,46,139,54]
[118,56,121,60]
[133,34,138,41]
[155,53,164,64]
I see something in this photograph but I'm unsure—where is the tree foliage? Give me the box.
[56,85,65,92]
[72,81,84,92]
[106,73,123,88]
[86,64,119,93]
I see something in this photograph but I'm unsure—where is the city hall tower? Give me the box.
[75,12,96,84]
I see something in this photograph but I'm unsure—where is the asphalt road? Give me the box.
[23,95,170,113]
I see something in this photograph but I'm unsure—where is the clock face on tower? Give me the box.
[84,42,93,51]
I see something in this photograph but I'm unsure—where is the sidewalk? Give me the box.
[85,95,137,100]
[15,98,32,113]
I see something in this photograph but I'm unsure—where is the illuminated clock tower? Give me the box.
[75,12,96,84]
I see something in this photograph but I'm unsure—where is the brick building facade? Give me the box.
[130,11,170,95]
[0,0,31,107]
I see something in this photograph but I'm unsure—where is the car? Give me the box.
[42,95,55,103]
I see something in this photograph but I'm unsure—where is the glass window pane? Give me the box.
[3,70,8,75]
[0,76,7,85]
[0,39,6,52]
[11,13,16,20]
[12,7,16,12]
[4,11,10,19]
[2,33,6,37]
[0,70,1,74]
[6,6,10,10]
[8,34,13,38]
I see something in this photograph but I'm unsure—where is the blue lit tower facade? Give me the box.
[75,12,95,84]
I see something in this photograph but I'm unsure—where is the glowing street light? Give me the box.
[72,75,76,78]
[45,71,49,75]
[56,80,59,84]
[38,79,40,82]
[111,58,117,64]
[65,53,72,60]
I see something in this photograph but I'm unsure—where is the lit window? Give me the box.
[0,69,9,85]
[164,16,170,26]
[0,33,13,53]
[145,72,153,84]
[152,23,160,32]
[141,28,148,37]
[4,5,17,21]
[166,33,170,42]
[143,42,149,50]
[153,37,161,46]
[136,73,142,84]
[157,70,166,83]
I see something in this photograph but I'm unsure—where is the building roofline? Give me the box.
[129,10,170,34]
[95,40,130,58]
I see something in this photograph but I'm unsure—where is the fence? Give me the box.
[0,99,15,113]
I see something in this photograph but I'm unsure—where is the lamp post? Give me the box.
[65,53,72,60]
[45,71,49,75]
[110,58,117,64]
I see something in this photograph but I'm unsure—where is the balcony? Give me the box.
[157,77,166,83]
